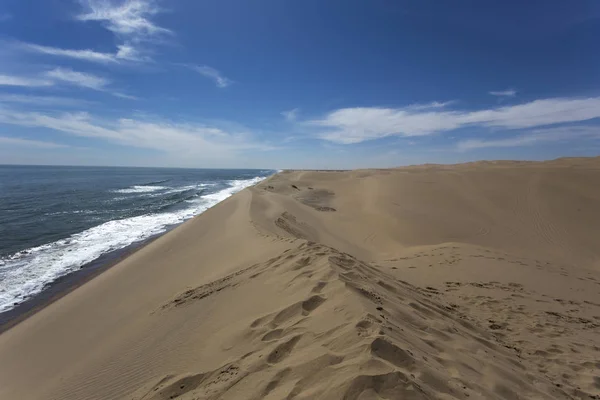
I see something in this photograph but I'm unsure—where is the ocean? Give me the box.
[0,165,273,314]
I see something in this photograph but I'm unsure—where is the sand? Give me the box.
[1,157,600,399]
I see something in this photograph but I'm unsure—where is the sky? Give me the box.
[0,0,599,169]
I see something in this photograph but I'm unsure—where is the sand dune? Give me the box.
[1,157,600,399]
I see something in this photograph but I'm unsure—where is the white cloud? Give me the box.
[311,97,600,144]
[74,0,172,64]
[45,68,109,90]
[457,126,600,150]
[42,68,135,98]
[23,43,120,63]
[406,101,455,110]
[458,136,541,150]
[0,111,122,140]
[0,69,133,99]
[20,42,147,63]
[0,108,274,161]
[0,74,54,87]
[0,94,92,107]
[0,136,69,149]
[191,65,233,88]
[312,107,462,144]
[0,13,12,22]
[115,43,149,62]
[489,89,517,97]
[282,108,299,121]
[111,92,138,100]
[77,0,171,41]
[462,97,600,128]
[14,0,168,65]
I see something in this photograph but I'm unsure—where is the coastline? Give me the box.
[0,174,276,333]
[0,230,165,333]
[1,159,599,400]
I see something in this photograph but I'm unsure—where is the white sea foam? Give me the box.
[112,185,168,194]
[0,176,265,313]
[45,210,98,216]
[162,183,213,195]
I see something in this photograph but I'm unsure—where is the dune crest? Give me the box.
[135,242,564,399]
[1,158,599,399]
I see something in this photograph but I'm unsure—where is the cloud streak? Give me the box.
[20,42,146,64]
[406,101,455,110]
[0,74,53,87]
[45,68,109,90]
[0,94,92,107]
[0,68,133,98]
[77,0,171,41]
[0,108,274,161]
[22,43,119,63]
[191,65,233,88]
[282,108,299,121]
[0,136,70,149]
[489,89,517,97]
[14,0,169,65]
[457,126,600,150]
[310,97,600,144]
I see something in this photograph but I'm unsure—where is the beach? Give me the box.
[1,157,599,399]
[0,166,271,318]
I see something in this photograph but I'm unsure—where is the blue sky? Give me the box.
[0,0,599,169]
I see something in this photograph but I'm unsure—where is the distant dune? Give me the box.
[1,157,600,399]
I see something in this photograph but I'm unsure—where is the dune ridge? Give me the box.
[1,157,599,399]
[136,242,567,399]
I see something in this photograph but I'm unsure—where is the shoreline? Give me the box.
[0,159,581,332]
[0,175,277,333]
[1,159,599,399]
[0,160,591,333]
[0,228,168,334]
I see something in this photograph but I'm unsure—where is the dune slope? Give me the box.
[1,157,599,400]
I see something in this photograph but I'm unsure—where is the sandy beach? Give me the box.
[1,157,599,400]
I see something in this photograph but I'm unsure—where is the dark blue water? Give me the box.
[0,165,273,313]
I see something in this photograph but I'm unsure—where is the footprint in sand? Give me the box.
[311,281,328,293]
[267,335,303,364]
[251,295,327,329]
[261,329,284,342]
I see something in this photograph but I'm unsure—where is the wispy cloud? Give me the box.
[191,65,233,88]
[0,13,12,22]
[19,42,144,64]
[489,89,517,97]
[0,136,70,149]
[0,67,137,99]
[457,126,600,150]
[115,43,149,62]
[0,68,133,98]
[0,94,92,107]
[0,108,274,161]
[458,135,541,150]
[111,92,138,100]
[77,0,171,41]
[45,68,109,90]
[21,43,118,63]
[406,101,455,110]
[13,0,168,65]
[310,97,600,144]
[282,108,299,121]
[75,0,171,63]
[43,68,134,98]
[0,74,54,87]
